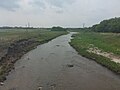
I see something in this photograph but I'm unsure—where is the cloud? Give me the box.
[55,10,64,14]
[30,0,74,8]
[29,0,46,10]
[46,0,74,8]
[29,0,75,13]
[0,0,120,27]
[0,0,20,11]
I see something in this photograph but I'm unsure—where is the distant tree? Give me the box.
[51,26,67,31]
[91,17,120,33]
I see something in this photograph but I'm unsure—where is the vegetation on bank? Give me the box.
[70,31,120,74]
[91,17,120,33]
[0,29,67,50]
[51,26,67,31]
[0,29,67,82]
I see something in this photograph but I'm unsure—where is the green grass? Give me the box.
[0,29,67,50]
[71,31,120,55]
[70,31,120,74]
[0,29,67,81]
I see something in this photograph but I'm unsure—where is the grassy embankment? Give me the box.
[0,29,67,81]
[0,29,67,50]
[70,31,120,74]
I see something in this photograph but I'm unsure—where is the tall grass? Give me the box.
[70,31,120,74]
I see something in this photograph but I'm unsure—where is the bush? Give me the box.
[51,26,67,31]
[91,17,120,33]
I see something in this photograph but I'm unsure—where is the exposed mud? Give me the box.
[0,39,39,82]
[87,46,120,63]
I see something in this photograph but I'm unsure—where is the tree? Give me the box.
[91,17,120,33]
[51,26,67,31]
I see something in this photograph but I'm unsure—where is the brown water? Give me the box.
[0,32,120,90]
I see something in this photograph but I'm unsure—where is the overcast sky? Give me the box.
[0,0,120,27]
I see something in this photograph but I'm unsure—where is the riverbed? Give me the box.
[0,32,120,90]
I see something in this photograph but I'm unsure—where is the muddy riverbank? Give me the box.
[0,32,120,90]
[0,38,40,82]
[0,32,66,82]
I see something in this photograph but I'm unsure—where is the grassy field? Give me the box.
[70,31,120,74]
[0,29,67,51]
[0,29,67,81]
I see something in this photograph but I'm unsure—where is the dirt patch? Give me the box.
[87,46,120,63]
[0,39,39,82]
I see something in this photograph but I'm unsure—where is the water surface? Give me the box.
[0,32,120,90]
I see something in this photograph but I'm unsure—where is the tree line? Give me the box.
[51,26,67,31]
[91,17,120,33]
